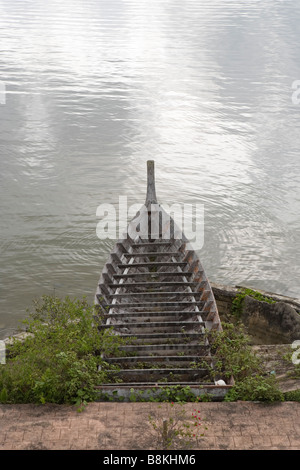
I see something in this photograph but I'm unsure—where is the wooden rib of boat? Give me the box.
[94,161,232,400]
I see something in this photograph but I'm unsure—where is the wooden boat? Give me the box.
[95,161,232,400]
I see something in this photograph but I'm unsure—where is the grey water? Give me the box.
[0,0,300,338]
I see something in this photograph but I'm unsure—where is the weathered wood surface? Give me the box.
[94,161,229,397]
[145,160,157,206]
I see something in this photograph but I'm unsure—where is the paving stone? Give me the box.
[270,435,293,447]
[251,435,273,447]
[0,402,299,450]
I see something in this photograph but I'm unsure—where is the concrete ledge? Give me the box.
[95,383,233,402]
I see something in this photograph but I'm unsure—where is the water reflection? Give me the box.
[0,0,300,338]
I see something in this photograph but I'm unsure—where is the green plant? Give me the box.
[155,385,196,403]
[224,375,284,402]
[204,322,264,382]
[148,403,206,450]
[232,288,276,317]
[283,389,300,402]
[123,385,210,404]
[189,361,201,369]
[0,295,129,407]
[204,322,283,402]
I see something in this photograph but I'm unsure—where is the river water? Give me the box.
[0,0,300,338]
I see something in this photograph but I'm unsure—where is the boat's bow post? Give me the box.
[145,160,159,240]
[145,160,157,208]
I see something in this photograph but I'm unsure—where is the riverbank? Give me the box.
[1,285,299,451]
[2,283,300,395]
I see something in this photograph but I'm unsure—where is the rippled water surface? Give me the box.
[1,0,300,337]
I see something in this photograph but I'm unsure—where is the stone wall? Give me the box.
[211,283,300,345]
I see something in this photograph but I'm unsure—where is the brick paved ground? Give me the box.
[0,401,299,450]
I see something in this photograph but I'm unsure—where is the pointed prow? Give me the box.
[145,160,157,207]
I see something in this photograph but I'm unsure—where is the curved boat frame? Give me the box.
[95,161,232,400]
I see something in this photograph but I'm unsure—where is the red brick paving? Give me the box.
[0,401,299,450]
